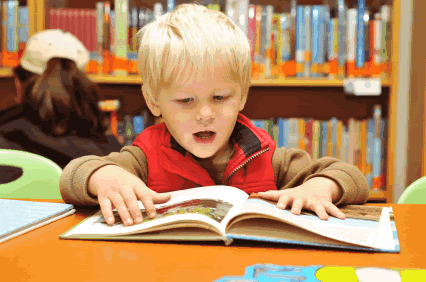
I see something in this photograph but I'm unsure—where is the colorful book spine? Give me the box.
[280,13,291,63]
[366,118,374,188]
[288,118,299,149]
[247,5,256,61]
[5,0,18,67]
[328,18,338,78]
[253,5,263,79]
[298,118,306,151]
[264,5,273,78]
[373,13,382,77]
[380,118,387,190]
[153,3,164,20]
[311,6,320,78]
[317,6,326,78]
[1,1,6,66]
[295,5,304,77]
[323,5,330,74]
[364,9,370,64]
[95,2,104,72]
[237,0,249,36]
[327,119,333,157]
[331,117,337,158]
[225,0,238,24]
[336,119,343,159]
[102,2,113,74]
[337,0,347,78]
[381,5,391,77]
[167,0,175,13]
[113,0,128,76]
[18,6,27,59]
[271,13,279,77]
[312,120,320,160]
[321,120,328,157]
[133,115,144,135]
[305,118,313,157]
[372,105,382,191]
[303,6,311,78]
[360,120,367,174]
[356,0,365,69]
[346,8,357,77]
[348,118,355,165]
[272,120,279,145]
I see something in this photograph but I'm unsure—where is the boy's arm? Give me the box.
[59,146,148,206]
[271,147,369,206]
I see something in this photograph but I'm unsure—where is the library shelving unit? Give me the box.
[0,0,400,203]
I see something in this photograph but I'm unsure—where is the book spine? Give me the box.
[311,120,319,160]
[280,13,291,63]
[5,0,18,67]
[272,120,279,145]
[303,6,311,78]
[71,9,79,40]
[18,6,28,59]
[348,118,355,165]
[288,118,298,149]
[133,115,144,135]
[114,0,128,76]
[327,119,333,157]
[360,119,367,175]
[372,105,382,191]
[328,17,338,78]
[96,2,104,73]
[305,118,313,157]
[323,5,330,76]
[381,5,390,66]
[337,0,347,78]
[167,0,175,13]
[49,8,57,30]
[298,118,306,151]
[0,0,2,66]
[277,118,284,148]
[320,120,327,157]
[295,5,304,77]
[237,0,249,36]
[283,118,289,149]
[364,9,370,64]
[331,117,337,158]
[153,3,164,20]
[248,5,256,62]
[366,118,374,188]
[102,2,112,74]
[311,5,320,78]
[318,6,326,78]
[356,0,365,69]
[380,117,387,190]
[225,0,238,24]
[317,120,323,158]
[253,5,263,78]
[346,8,357,77]
[336,119,343,159]
[264,5,273,78]
[373,13,382,77]
[271,13,279,77]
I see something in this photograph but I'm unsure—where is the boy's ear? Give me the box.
[238,91,248,112]
[142,85,161,117]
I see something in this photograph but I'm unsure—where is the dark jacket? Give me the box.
[0,104,122,169]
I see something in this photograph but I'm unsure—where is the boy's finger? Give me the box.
[257,190,282,201]
[151,192,172,204]
[99,197,114,225]
[290,198,305,215]
[121,191,143,224]
[323,201,346,219]
[139,195,158,218]
[311,202,329,221]
[110,195,134,226]
[277,194,290,210]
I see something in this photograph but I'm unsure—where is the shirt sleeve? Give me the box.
[59,146,148,206]
[271,146,370,206]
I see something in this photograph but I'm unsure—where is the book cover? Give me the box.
[225,0,238,24]
[381,5,391,78]
[323,5,330,76]
[0,199,75,244]
[341,124,349,163]
[270,13,279,78]
[328,17,338,78]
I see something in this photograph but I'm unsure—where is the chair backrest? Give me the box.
[0,149,62,199]
[398,176,426,204]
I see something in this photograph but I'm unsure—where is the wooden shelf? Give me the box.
[0,68,393,87]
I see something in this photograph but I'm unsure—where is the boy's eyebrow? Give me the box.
[174,84,237,93]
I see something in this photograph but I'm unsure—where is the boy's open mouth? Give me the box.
[193,131,216,143]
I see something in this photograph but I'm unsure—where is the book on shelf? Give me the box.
[59,185,400,253]
[0,199,75,244]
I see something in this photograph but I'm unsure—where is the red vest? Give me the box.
[132,113,277,194]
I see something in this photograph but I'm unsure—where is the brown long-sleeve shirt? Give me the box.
[59,145,370,207]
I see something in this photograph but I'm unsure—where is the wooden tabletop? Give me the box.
[1,200,425,282]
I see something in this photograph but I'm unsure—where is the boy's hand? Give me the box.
[257,177,345,221]
[88,165,171,226]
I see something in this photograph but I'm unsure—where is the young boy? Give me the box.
[60,3,369,227]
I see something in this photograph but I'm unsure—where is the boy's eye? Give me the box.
[177,98,194,104]
[213,95,230,101]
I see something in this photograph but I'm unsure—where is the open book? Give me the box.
[60,186,400,252]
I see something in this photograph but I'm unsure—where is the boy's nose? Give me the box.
[196,105,216,121]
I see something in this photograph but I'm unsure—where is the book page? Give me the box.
[226,198,385,248]
[62,186,248,238]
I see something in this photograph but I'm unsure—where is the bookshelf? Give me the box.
[0,0,400,203]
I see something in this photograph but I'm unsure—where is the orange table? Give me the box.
[1,200,425,282]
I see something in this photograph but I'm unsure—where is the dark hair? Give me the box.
[13,59,108,139]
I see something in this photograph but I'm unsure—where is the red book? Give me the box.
[64,9,72,33]
[305,119,314,157]
[49,9,58,29]
[70,9,78,39]
[57,9,65,31]
[248,5,256,61]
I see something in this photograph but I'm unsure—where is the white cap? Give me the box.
[20,29,89,75]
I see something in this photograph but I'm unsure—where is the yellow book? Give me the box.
[336,120,343,159]
[311,120,319,160]
[327,120,333,157]
[360,120,367,175]
[298,119,305,150]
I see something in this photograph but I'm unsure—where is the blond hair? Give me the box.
[137,2,251,103]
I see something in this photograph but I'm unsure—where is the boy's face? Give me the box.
[144,65,247,159]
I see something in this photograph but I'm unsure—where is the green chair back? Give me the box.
[0,149,62,199]
[398,176,426,204]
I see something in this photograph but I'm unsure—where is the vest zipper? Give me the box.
[222,147,270,186]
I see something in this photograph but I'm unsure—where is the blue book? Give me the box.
[317,6,325,77]
[167,0,175,13]
[6,1,18,53]
[311,6,320,78]
[366,118,374,188]
[18,6,28,44]
[337,0,347,75]
[0,199,75,244]
[244,264,321,281]
[59,186,399,253]
[133,115,144,134]
[277,118,288,148]
[331,117,337,157]
[323,5,330,64]
[356,0,366,68]
[295,6,304,77]
[321,120,328,157]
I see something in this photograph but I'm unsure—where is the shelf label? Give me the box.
[344,78,382,96]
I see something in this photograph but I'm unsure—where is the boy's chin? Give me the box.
[190,148,217,159]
